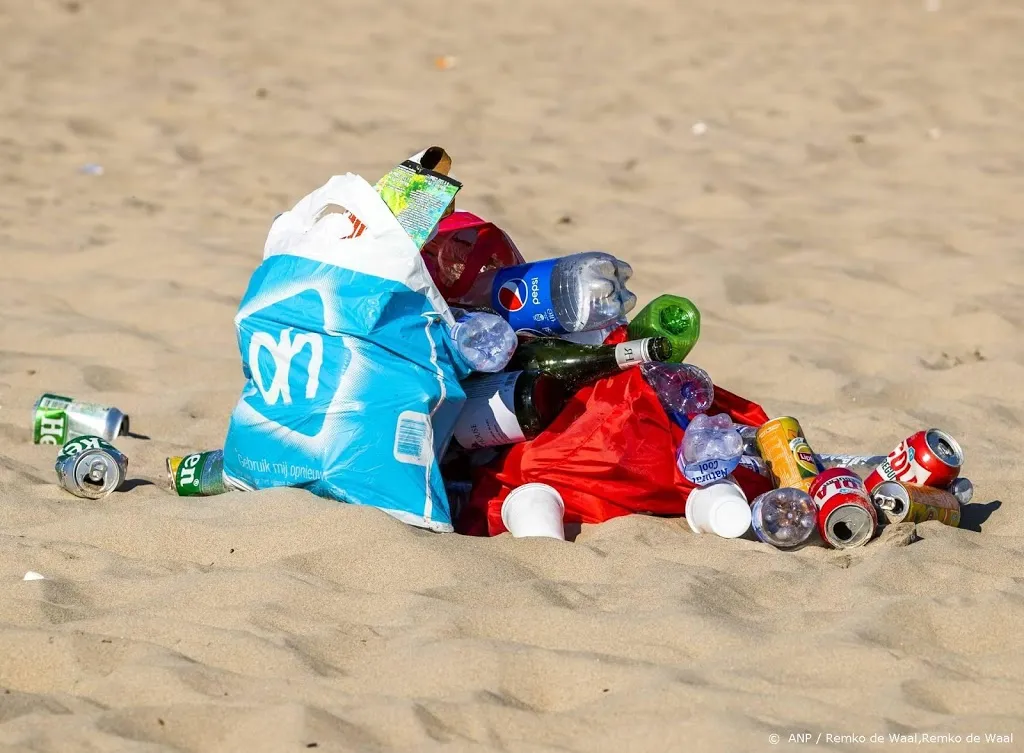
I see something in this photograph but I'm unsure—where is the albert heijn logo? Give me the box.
[498,278,529,312]
[238,286,348,437]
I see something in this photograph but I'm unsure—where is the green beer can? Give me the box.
[167,450,228,497]
[55,435,128,499]
[33,393,130,445]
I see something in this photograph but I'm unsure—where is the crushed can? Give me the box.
[33,393,130,445]
[166,450,228,496]
[55,435,127,499]
[871,480,961,528]
[808,467,878,549]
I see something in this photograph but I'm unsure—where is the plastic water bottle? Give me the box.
[678,413,744,486]
[750,488,818,548]
[640,363,714,428]
[453,252,637,335]
[449,308,518,372]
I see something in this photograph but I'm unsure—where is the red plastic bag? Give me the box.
[456,367,773,537]
[420,212,526,301]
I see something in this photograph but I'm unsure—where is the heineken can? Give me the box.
[32,393,130,445]
[166,450,227,496]
[55,435,128,499]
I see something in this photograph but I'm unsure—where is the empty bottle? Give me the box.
[453,251,637,335]
[507,336,671,396]
[627,295,701,363]
[750,488,818,548]
[453,371,567,449]
[678,413,744,486]
[640,363,714,428]
[449,308,518,372]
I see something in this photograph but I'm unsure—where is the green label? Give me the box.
[58,435,116,459]
[34,394,73,445]
[375,161,461,250]
[174,451,210,496]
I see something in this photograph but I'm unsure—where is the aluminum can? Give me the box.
[864,429,962,493]
[55,435,127,499]
[871,480,961,527]
[948,477,974,506]
[33,393,130,445]
[167,450,227,496]
[755,417,824,493]
[808,467,878,549]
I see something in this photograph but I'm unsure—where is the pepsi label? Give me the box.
[491,259,562,335]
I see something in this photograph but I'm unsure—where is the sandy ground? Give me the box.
[3,0,1024,750]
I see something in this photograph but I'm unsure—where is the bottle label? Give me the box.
[614,339,654,368]
[681,456,740,487]
[33,393,73,445]
[491,258,563,335]
[453,372,527,449]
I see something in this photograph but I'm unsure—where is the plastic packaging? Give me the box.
[223,171,472,532]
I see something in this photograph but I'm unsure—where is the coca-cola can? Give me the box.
[864,429,963,493]
[808,467,878,549]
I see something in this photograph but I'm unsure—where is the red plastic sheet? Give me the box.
[457,365,773,536]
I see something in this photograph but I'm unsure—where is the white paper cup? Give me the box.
[685,477,751,538]
[501,483,566,540]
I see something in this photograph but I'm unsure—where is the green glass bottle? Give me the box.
[627,295,701,363]
[507,336,672,395]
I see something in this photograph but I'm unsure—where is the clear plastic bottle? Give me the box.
[640,363,714,428]
[750,488,818,548]
[678,413,744,486]
[453,252,637,335]
[449,308,518,372]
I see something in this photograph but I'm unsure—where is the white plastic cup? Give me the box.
[501,483,566,540]
[685,477,751,538]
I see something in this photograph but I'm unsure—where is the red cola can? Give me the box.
[864,429,963,493]
[809,467,878,549]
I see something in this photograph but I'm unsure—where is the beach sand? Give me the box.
[2,0,1024,750]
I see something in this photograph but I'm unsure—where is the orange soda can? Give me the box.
[755,417,825,493]
[871,480,961,528]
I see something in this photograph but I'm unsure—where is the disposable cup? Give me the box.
[501,483,566,540]
[685,477,751,538]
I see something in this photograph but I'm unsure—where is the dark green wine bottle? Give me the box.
[453,371,567,449]
[507,336,672,395]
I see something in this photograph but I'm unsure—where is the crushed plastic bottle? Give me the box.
[678,413,744,486]
[641,363,714,428]
[453,251,637,335]
[449,308,518,373]
[750,488,818,548]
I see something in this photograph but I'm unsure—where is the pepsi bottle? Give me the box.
[453,252,637,336]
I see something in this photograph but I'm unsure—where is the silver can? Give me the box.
[33,393,130,445]
[948,477,974,505]
[55,435,128,499]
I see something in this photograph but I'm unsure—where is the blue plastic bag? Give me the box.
[223,173,471,531]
